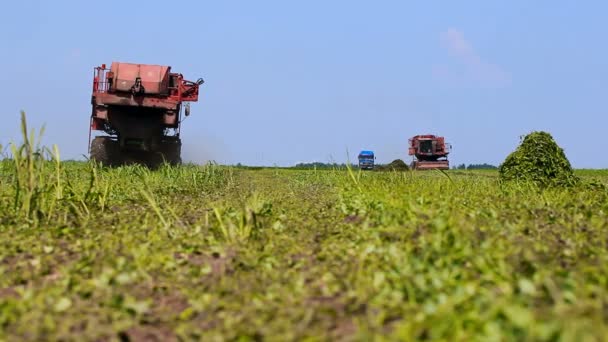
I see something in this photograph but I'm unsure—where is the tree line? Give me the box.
[453,163,497,170]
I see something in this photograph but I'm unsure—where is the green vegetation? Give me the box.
[455,163,498,170]
[1,117,608,340]
[294,162,348,169]
[375,159,410,171]
[499,131,579,187]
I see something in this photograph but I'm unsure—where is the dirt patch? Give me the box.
[0,287,19,299]
[343,215,364,224]
[331,318,357,340]
[174,249,237,280]
[119,325,177,342]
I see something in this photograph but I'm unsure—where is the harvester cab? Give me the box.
[358,150,376,170]
[408,135,451,170]
[89,62,203,166]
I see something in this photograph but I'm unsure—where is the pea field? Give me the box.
[1,124,608,341]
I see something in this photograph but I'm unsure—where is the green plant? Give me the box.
[8,111,62,222]
[1,115,607,340]
[499,131,579,187]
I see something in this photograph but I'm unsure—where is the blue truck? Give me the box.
[358,150,375,170]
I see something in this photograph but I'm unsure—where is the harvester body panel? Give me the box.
[411,160,450,170]
[110,62,171,94]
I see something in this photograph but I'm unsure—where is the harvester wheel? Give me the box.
[90,137,121,166]
[158,140,182,166]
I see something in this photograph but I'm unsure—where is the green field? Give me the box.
[1,139,608,340]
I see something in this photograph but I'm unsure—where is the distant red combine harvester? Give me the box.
[408,135,452,170]
[89,62,204,166]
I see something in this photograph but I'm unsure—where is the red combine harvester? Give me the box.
[408,135,452,170]
[89,62,203,166]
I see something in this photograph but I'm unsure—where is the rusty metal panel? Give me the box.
[111,62,139,92]
[95,92,179,110]
[110,62,170,94]
[163,112,178,126]
[94,106,108,119]
[414,160,450,170]
[139,64,170,94]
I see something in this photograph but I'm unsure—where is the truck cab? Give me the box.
[358,150,375,170]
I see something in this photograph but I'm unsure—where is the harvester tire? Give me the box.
[158,140,182,166]
[90,137,121,166]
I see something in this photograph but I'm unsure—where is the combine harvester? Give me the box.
[89,62,204,166]
[408,135,452,170]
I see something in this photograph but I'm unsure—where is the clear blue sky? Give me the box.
[1,1,607,167]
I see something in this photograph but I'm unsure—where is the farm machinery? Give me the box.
[408,135,451,170]
[358,150,376,170]
[89,62,203,166]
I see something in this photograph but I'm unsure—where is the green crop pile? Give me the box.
[1,116,608,340]
[499,131,579,187]
[376,159,409,171]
